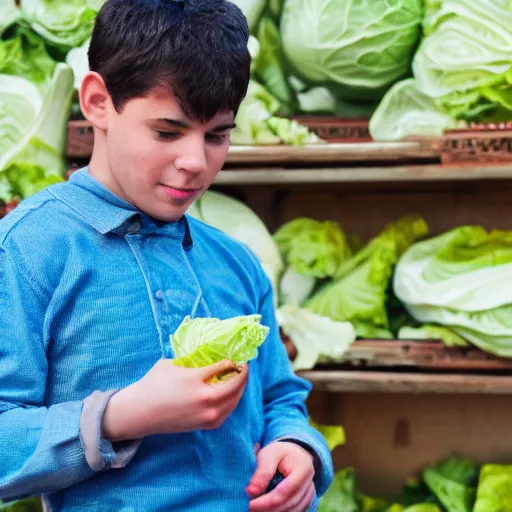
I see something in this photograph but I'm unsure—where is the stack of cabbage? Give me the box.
[394,226,512,358]
[0,0,97,204]
[188,191,434,369]
[369,0,512,140]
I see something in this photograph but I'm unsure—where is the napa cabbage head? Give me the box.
[280,0,423,99]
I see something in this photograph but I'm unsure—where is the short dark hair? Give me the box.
[88,0,251,121]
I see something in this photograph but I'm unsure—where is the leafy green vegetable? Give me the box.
[309,420,345,451]
[0,26,56,91]
[369,79,464,141]
[393,226,512,356]
[473,464,512,512]
[280,0,423,99]
[398,325,469,348]
[306,216,428,338]
[0,63,73,202]
[423,456,477,512]
[274,218,352,279]
[187,190,284,305]
[276,305,355,370]
[21,0,104,53]
[171,315,269,372]
[413,0,512,122]
[319,468,360,512]
[252,16,294,111]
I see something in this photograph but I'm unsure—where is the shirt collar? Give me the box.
[48,168,193,247]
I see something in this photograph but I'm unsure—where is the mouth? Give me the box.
[160,184,202,202]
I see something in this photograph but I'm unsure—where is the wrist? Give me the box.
[102,383,146,442]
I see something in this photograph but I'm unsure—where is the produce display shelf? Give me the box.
[215,163,512,185]
[299,369,512,395]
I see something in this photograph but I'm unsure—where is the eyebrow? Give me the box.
[154,118,236,133]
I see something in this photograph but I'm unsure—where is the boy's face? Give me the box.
[92,87,235,222]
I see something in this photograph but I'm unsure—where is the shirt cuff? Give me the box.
[80,390,142,472]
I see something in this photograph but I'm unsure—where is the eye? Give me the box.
[206,133,229,145]
[156,131,179,140]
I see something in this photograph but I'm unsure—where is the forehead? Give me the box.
[122,87,235,127]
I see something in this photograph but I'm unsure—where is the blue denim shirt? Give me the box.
[0,170,333,511]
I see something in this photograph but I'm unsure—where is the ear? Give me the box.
[79,71,114,131]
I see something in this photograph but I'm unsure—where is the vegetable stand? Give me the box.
[66,126,512,498]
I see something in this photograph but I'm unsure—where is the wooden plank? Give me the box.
[225,141,439,164]
[299,370,512,394]
[215,163,512,185]
[340,339,512,371]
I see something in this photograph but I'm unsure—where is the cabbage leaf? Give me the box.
[171,315,269,371]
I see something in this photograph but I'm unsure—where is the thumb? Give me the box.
[247,446,280,497]
[200,359,237,383]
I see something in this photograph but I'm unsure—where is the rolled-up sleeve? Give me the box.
[0,242,139,501]
[256,270,334,497]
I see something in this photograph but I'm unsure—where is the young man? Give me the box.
[0,0,333,510]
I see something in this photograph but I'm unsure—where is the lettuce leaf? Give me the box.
[170,315,269,371]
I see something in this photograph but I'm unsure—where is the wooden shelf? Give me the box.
[299,370,512,394]
[215,163,512,185]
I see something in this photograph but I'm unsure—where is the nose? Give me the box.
[173,136,208,175]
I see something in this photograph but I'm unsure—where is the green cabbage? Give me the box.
[394,226,512,356]
[276,305,355,370]
[21,0,104,52]
[413,0,512,122]
[280,0,423,99]
[319,468,360,512]
[0,64,74,202]
[0,26,56,91]
[369,79,463,141]
[170,315,269,372]
[66,38,90,90]
[306,216,428,338]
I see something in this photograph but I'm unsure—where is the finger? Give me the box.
[270,480,312,512]
[200,359,237,383]
[289,483,316,512]
[246,447,280,498]
[290,482,316,512]
[249,459,314,512]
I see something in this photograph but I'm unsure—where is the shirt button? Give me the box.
[155,290,164,301]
